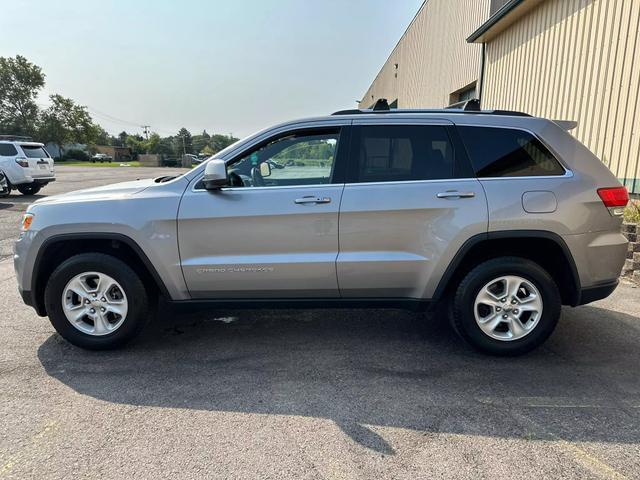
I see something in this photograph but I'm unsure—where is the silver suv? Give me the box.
[13,107,629,355]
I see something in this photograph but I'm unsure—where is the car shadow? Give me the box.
[37,304,640,453]
[7,193,47,204]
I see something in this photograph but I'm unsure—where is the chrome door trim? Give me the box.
[191,183,341,193]
[343,178,478,188]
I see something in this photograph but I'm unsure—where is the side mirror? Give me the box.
[260,161,272,177]
[203,160,228,190]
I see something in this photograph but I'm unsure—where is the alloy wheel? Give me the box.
[473,275,543,341]
[61,271,128,336]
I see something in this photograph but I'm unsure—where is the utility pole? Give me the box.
[141,125,150,140]
[181,135,186,155]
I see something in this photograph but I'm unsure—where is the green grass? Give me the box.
[55,161,143,168]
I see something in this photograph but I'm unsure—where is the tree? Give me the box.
[93,126,111,146]
[0,55,45,136]
[192,129,211,154]
[210,133,238,153]
[174,127,193,156]
[125,134,146,158]
[201,145,215,156]
[38,94,100,151]
[145,132,161,153]
[155,136,175,156]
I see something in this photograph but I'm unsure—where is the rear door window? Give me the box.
[348,125,454,183]
[458,126,565,177]
[0,144,18,156]
[20,145,50,158]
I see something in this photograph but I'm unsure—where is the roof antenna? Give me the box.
[372,98,390,112]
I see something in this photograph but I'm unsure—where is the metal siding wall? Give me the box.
[483,0,640,192]
[360,0,491,109]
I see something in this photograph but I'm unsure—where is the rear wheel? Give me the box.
[44,253,149,350]
[17,184,42,195]
[451,257,561,356]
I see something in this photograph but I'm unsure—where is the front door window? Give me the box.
[228,130,340,187]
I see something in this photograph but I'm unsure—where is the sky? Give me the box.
[1,0,423,138]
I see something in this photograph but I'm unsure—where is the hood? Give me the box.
[34,178,156,205]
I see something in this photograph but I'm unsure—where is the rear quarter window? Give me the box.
[458,126,565,177]
[0,144,18,156]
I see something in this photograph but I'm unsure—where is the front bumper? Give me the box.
[19,287,33,307]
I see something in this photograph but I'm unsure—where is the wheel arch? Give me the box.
[433,230,581,307]
[31,233,171,316]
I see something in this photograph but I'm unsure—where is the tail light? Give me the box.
[597,186,628,216]
[15,157,29,168]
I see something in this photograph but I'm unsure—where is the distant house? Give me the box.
[94,145,132,162]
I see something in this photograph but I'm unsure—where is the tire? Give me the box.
[44,253,150,350]
[451,257,561,356]
[0,180,10,198]
[17,184,41,195]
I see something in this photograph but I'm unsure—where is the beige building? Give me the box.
[361,0,640,192]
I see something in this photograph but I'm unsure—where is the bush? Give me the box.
[62,149,90,162]
[624,200,640,223]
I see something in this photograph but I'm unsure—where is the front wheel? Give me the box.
[0,180,10,198]
[44,253,150,350]
[451,257,561,356]
[17,184,41,195]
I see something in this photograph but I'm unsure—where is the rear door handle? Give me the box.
[294,196,332,204]
[436,191,476,199]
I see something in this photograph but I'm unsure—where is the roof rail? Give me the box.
[0,134,33,141]
[446,99,481,111]
[331,107,530,117]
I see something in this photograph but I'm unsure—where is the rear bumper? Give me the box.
[33,177,55,184]
[562,231,628,289]
[10,175,56,185]
[577,280,618,306]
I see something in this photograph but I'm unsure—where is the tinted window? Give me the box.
[228,130,340,187]
[351,125,453,183]
[0,144,18,156]
[20,145,50,158]
[458,126,564,177]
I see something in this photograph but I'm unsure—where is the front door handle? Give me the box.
[436,191,476,199]
[294,196,332,205]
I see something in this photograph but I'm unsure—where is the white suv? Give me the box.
[0,136,56,196]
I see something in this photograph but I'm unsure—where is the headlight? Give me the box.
[21,213,34,231]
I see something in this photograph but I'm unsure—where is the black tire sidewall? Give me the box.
[17,184,41,195]
[44,254,149,350]
[452,257,561,356]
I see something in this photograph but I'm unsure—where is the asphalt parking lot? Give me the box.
[0,166,639,479]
